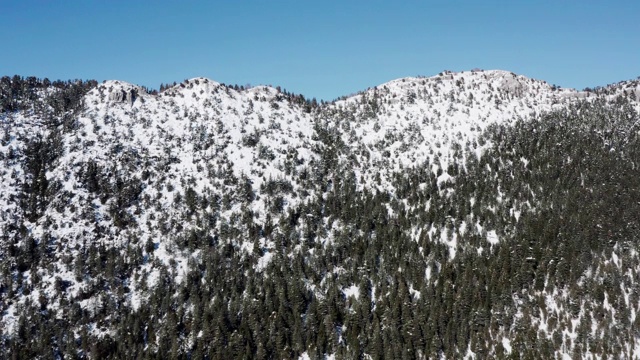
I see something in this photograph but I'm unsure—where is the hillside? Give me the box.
[1,70,640,359]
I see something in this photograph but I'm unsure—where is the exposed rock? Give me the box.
[108,88,137,104]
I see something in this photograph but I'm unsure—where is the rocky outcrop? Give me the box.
[108,88,137,104]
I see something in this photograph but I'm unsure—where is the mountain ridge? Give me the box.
[2,69,640,359]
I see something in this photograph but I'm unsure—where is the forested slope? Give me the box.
[1,71,640,359]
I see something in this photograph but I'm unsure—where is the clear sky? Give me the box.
[2,1,639,100]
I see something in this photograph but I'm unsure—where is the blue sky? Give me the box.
[2,1,639,100]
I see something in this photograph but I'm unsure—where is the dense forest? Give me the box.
[1,72,640,359]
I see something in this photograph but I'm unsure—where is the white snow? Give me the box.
[502,337,512,353]
[343,284,360,299]
[486,230,499,245]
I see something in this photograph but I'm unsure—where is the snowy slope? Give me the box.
[0,70,630,304]
[331,70,591,192]
[2,69,640,358]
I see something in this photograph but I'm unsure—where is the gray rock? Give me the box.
[108,88,137,104]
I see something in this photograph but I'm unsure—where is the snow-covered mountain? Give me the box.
[2,70,640,359]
